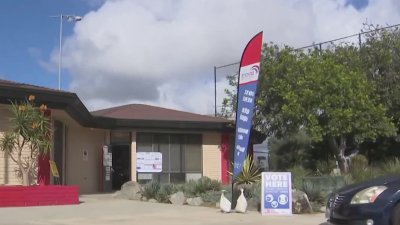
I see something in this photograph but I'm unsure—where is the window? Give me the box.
[184,135,202,172]
[136,133,202,184]
[137,133,153,152]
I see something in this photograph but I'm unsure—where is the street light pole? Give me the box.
[58,14,63,91]
[51,14,82,90]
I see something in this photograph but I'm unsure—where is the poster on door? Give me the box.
[136,152,162,173]
[261,172,292,216]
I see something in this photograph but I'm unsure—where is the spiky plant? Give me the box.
[142,181,160,200]
[233,155,262,185]
[0,95,51,186]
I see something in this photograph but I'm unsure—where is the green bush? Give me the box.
[315,159,336,175]
[200,190,221,205]
[182,177,221,197]
[349,155,376,183]
[350,155,368,171]
[380,158,400,175]
[288,165,311,189]
[302,176,346,195]
[245,182,261,200]
[142,181,160,200]
[156,183,177,203]
[301,181,324,203]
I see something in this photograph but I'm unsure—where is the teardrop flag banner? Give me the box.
[233,31,263,179]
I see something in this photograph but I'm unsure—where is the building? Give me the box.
[0,79,268,194]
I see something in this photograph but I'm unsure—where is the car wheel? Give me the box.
[392,203,400,225]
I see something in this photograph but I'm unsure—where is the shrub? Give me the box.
[380,158,400,175]
[350,155,368,171]
[156,183,177,203]
[349,155,376,183]
[246,182,261,200]
[301,181,324,203]
[182,177,221,197]
[288,165,311,190]
[142,181,160,200]
[315,159,336,175]
[200,190,222,205]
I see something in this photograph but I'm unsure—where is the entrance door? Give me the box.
[112,145,131,190]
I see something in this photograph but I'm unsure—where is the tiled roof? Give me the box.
[0,78,231,130]
[92,104,230,123]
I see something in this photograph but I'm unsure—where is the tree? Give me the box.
[0,95,51,186]
[256,44,396,173]
[268,129,312,170]
[221,42,397,174]
[360,24,400,134]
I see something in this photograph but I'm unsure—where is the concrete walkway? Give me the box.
[0,194,328,225]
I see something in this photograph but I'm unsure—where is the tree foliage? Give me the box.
[360,24,400,134]
[257,43,396,173]
[0,95,51,186]
[221,26,400,174]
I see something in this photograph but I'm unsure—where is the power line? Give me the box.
[296,23,400,51]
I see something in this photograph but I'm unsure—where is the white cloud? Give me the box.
[52,0,400,114]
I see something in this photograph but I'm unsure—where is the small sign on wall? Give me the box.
[136,152,162,173]
[83,149,89,161]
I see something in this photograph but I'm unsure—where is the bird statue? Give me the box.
[235,188,247,213]
[219,190,231,213]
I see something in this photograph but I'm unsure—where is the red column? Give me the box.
[37,109,51,185]
[220,134,230,185]
[37,154,50,185]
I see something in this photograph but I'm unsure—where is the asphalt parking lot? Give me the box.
[0,194,327,225]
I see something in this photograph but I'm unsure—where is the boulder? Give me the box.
[186,197,203,206]
[169,191,186,205]
[118,181,142,200]
[292,190,313,214]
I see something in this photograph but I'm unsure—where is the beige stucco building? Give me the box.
[0,79,238,194]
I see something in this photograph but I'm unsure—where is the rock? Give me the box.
[119,181,142,200]
[148,199,158,203]
[169,191,186,205]
[141,197,147,201]
[186,197,203,206]
[292,190,313,214]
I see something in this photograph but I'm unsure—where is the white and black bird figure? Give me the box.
[219,190,231,213]
[235,188,247,213]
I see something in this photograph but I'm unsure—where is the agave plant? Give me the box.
[232,155,262,185]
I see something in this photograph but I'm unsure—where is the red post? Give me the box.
[37,109,51,185]
[220,134,230,184]
[37,154,50,185]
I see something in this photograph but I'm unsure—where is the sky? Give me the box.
[1,0,400,115]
